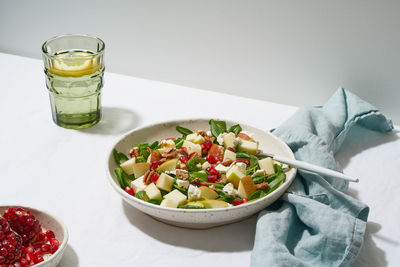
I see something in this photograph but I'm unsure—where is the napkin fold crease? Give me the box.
[251,88,393,267]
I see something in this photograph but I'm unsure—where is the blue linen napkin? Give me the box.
[251,88,393,267]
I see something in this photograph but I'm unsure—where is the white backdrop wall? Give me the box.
[1,0,399,123]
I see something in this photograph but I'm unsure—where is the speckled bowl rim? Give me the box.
[106,118,296,213]
[0,205,69,267]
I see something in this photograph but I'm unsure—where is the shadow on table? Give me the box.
[122,201,257,252]
[353,221,396,267]
[79,107,140,135]
[336,126,399,169]
[58,244,79,267]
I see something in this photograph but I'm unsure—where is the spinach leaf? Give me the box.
[174,137,184,149]
[114,168,134,189]
[209,119,227,138]
[113,149,129,165]
[139,144,150,159]
[248,190,267,201]
[173,184,187,194]
[266,173,278,183]
[252,174,267,184]
[189,171,209,181]
[148,199,162,205]
[228,124,242,135]
[150,141,160,150]
[237,152,260,175]
[204,182,224,188]
[176,126,193,136]
[134,190,149,201]
[186,158,206,172]
[215,188,235,203]
[178,205,205,209]
[265,172,286,194]
[135,156,146,163]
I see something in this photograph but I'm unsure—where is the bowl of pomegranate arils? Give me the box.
[0,206,68,267]
[107,119,296,229]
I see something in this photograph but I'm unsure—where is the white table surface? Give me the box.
[0,52,399,267]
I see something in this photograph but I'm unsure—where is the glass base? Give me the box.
[52,111,101,129]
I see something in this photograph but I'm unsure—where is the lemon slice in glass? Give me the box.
[49,51,101,77]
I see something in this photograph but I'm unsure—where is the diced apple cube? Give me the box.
[226,165,245,188]
[132,162,150,178]
[144,183,162,200]
[222,132,237,148]
[201,199,230,208]
[223,149,236,162]
[156,158,178,172]
[193,135,205,144]
[238,140,258,155]
[215,164,230,173]
[182,140,202,156]
[237,175,257,199]
[185,133,198,142]
[199,186,219,200]
[156,173,175,192]
[160,198,178,208]
[120,157,136,175]
[131,177,147,193]
[164,189,187,206]
[258,157,275,175]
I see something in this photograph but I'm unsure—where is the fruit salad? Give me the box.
[113,120,287,209]
[0,207,60,266]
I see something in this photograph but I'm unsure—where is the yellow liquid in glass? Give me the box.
[45,50,104,129]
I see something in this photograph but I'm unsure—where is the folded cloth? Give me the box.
[251,88,393,267]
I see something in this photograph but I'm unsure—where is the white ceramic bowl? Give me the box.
[0,205,68,267]
[106,119,296,229]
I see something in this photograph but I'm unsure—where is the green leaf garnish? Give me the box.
[209,119,227,138]
[228,124,242,135]
[176,126,193,136]
[113,149,129,165]
[186,158,206,172]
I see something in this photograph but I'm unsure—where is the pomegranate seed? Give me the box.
[206,154,217,164]
[0,256,4,264]
[151,173,160,183]
[20,258,28,266]
[208,168,220,177]
[188,152,197,159]
[125,187,134,195]
[233,199,244,206]
[200,182,208,186]
[150,161,160,170]
[201,143,206,152]
[242,198,249,203]
[179,156,188,164]
[45,230,55,239]
[37,232,46,242]
[36,256,44,263]
[41,243,50,252]
[207,175,218,183]
[205,141,213,149]
[14,262,22,267]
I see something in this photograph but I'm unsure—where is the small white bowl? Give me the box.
[0,205,68,267]
[106,119,296,229]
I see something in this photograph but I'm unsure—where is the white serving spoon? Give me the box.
[260,152,359,183]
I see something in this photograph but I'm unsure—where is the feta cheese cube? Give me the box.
[202,161,211,169]
[188,184,201,201]
[223,183,236,196]
[176,179,190,189]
